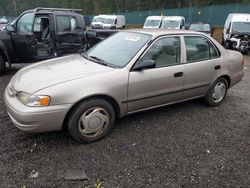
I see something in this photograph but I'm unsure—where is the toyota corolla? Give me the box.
[4,30,245,143]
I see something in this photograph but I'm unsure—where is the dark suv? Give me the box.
[0,8,86,74]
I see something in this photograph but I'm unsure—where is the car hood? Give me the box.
[11,54,114,93]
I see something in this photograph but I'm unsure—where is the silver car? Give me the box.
[4,30,245,143]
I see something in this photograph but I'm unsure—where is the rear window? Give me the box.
[56,15,77,32]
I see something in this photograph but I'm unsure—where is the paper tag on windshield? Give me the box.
[124,36,141,41]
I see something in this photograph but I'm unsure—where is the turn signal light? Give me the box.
[39,96,50,106]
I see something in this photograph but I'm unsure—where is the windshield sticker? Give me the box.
[124,36,141,41]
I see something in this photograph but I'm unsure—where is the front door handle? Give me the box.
[215,65,221,70]
[174,72,184,77]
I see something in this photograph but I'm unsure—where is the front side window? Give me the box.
[17,12,34,33]
[184,36,219,62]
[56,16,77,32]
[139,37,181,68]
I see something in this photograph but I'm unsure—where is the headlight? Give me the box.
[16,92,51,107]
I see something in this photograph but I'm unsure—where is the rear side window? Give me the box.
[56,16,77,32]
[184,36,219,63]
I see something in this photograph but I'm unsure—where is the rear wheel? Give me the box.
[204,78,228,107]
[67,98,115,143]
[0,55,5,75]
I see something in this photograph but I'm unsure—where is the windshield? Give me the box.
[144,19,161,28]
[104,18,115,24]
[161,20,180,29]
[86,32,151,67]
[232,22,250,33]
[93,17,105,23]
[190,24,210,32]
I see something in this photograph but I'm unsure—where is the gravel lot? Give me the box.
[0,57,249,188]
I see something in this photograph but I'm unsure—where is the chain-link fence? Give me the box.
[118,3,250,26]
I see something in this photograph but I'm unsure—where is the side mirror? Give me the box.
[6,25,14,32]
[226,28,230,34]
[132,60,156,71]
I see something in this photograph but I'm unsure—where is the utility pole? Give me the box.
[13,0,17,15]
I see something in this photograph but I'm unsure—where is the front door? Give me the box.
[127,36,185,112]
[11,12,37,61]
[55,15,85,55]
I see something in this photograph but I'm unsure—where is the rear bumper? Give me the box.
[231,70,245,88]
[4,88,72,132]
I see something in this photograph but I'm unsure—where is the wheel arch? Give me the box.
[62,94,121,131]
[219,75,231,88]
[0,47,9,63]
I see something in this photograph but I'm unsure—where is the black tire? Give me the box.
[204,78,228,107]
[67,98,115,143]
[224,41,232,49]
[0,55,5,75]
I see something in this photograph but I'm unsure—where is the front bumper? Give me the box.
[4,88,72,132]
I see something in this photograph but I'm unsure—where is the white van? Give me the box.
[102,15,125,29]
[161,16,185,29]
[143,16,164,28]
[91,15,106,29]
[223,13,250,49]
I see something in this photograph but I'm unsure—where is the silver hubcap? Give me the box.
[212,82,226,103]
[78,107,109,138]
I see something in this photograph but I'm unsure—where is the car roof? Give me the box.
[124,29,206,37]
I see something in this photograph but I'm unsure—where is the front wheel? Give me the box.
[0,55,5,75]
[67,98,115,143]
[204,78,228,107]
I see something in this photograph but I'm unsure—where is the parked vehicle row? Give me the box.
[4,29,245,143]
[143,16,185,29]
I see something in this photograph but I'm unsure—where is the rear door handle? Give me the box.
[215,65,221,70]
[174,72,183,77]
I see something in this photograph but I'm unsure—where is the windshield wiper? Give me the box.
[83,54,119,68]
[89,56,108,66]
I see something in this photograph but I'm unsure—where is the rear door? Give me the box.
[182,35,221,99]
[55,14,85,55]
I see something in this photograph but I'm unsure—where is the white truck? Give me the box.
[91,15,106,29]
[161,16,185,29]
[102,15,125,29]
[222,13,250,50]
